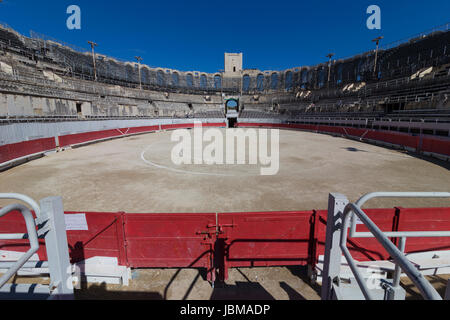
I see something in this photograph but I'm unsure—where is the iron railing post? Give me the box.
[321,193,349,300]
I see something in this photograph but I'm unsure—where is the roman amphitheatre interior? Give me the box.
[0,20,450,300]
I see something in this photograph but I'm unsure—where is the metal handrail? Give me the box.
[338,192,450,300]
[340,203,442,300]
[0,203,40,288]
[350,192,450,237]
[0,193,41,218]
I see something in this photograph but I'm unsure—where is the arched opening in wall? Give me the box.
[285,71,293,91]
[186,74,194,87]
[200,74,207,89]
[358,61,363,82]
[76,103,82,115]
[293,71,299,88]
[242,74,250,92]
[134,64,140,84]
[307,70,314,87]
[318,68,326,88]
[141,68,150,85]
[225,98,239,114]
[256,74,264,91]
[172,72,179,87]
[301,69,308,88]
[270,73,278,90]
[337,64,343,85]
[157,70,165,86]
[214,75,221,89]
[125,64,134,83]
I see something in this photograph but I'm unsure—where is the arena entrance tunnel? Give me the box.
[228,117,237,128]
[225,98,239,128]
[225,98,239,113]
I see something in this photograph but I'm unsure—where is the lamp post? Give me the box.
[326,53,335,88]
[372,36,384,76]
[135,56,143,89]
[87,41,98,81]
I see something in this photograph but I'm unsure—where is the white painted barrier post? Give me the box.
[321,193,349,300]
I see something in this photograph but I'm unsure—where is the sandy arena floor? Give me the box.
[1,128,450,300]
[1,128,450,212]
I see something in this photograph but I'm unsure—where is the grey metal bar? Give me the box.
[0,204,40,288]
[320,193,349,300]
[350,192,450,237]
[392,237,406,288]
[0,284,51,298]
[340,243,374,300]
[341,203,442,300]
[355,192,450,207]
[0,233,28,240]
[445,280,450,300]
[352,231,450,238]
[40,197,74,297]
[0,193,41,217]
[0,261,49,269]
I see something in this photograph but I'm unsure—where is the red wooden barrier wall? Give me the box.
[1,122,448,166]
[123,212,216,269]
[1,122,226,165]
[0,210,127,265]
[396,207,450,254]
[0,138,56,164]
[1,206,450,281]
[421,136,450,156]
[1,121,449,280]
[315,209,398,262]
[237,122,450,157]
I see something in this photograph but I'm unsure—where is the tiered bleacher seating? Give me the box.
[0,28,24,49]
[193,110,224,118]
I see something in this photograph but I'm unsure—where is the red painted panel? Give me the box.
[1,207,450,270]
[0,211,126,265]
[316,208,398,261]
[365,131,419,149]
[58,129,123,147]
[220,211,316,267]
[161,123,195,130]
[64,211,126,265]
[317,125,344,135]
[201,122,227,128]
[125,126,160,134]
[0,209,47,260]
[0,137,56,163]
[422,137,450,156]
[237,122,425,152]
[397,207,450,253]
[123,213,216,268]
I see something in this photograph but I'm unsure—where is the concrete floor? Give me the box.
[1,129,449,212]
[3,268,448,300]
[1,128,450,300]
[74,267,321,300]
[74,269,449,300]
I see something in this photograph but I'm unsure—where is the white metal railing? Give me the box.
[0,193,73,299]
[340,192,450,300]
[0,203,39,288]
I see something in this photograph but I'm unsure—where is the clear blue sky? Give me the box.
[0,0,449,73]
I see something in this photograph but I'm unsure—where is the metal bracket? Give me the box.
[197,213,236,237]
[36,217,51,238]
